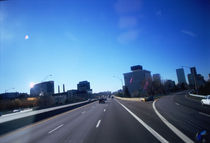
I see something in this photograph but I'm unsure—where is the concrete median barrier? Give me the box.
[0,100,96,136]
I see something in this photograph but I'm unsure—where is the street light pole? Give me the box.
[5,88,15,93]
[41,74,53,82]
[113,76,123,88]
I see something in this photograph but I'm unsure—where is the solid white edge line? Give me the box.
[153,100,194,143]
[116,100,168,143]
[48,124,64,134]
[199,112,210,117]
[96,120,101,128]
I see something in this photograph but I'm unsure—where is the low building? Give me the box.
[0,92,28,99]
[164,80,176,91]
[52,92,67,105]
[0,92,19,99]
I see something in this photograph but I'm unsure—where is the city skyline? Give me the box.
[0,0,209,93]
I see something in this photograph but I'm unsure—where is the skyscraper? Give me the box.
[190,67,197,76]
[187,67,205,89]
[176,68,187,85]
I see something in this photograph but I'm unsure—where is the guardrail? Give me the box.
[188,93,208,98]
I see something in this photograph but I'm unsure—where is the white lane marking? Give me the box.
[81,111,86,114]
[199,112,210,118]
[175,103,180,106]
[117,100,168,143]
[48,124,64,134]
[104,109,106,112]
[96,120,101,128]
[153,100,194,143]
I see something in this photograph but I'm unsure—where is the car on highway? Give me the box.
[201,95,210,106]
[140,96,154,102]
[99,98,105,104]
[13,109,21,113]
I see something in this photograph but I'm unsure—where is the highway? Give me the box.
[155,91,210,142]
[0,91,209,143]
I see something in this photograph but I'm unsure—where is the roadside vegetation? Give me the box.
[0,98,38,113]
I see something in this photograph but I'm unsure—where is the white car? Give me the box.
[201,95,210,106]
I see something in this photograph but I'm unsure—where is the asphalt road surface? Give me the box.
[155,91,210,142]
[0,92,209,143]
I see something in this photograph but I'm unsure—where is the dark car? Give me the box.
[145,96,154,101]
[99,98,105,104]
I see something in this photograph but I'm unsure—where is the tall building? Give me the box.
[176,68,187,84]
[190,67,197,76]
[187,74,195,87]
[30,81,54,96]
[196,74,205,87]
[124,65,151,97]
[187,67,205,89]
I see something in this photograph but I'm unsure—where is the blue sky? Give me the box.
[0,0,209,93]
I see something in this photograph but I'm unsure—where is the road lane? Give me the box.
[2,95,203,143]
[116,99,183,143]
[84,99,159,143]
[174,92,210,114]
[153,100,194,143]
[0,99,163,143]
[0,101,98,143]
[48,124,64,134]
[155,92,210,141]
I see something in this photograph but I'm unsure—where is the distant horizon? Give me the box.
[0,0,209,94]
[1,65,209,94]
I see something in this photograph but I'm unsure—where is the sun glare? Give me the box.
[30,82,35,88]
[25,35,29,40]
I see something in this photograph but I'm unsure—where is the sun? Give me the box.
[25,35,29,40]
[30,82,35,88]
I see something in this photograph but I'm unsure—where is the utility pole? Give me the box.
[113,76,123,88]
[41,74,52,82]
